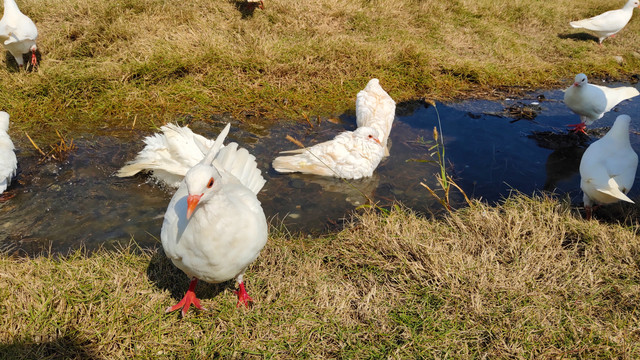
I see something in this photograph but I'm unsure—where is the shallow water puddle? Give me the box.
[1,87,639,254]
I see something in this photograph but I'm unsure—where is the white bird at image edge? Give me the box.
[569,0,639,44]
[0,111,17,195]
[579,114,638,220]
[564,73,639,133]
[161,123,268,316]
[0,0,38,68]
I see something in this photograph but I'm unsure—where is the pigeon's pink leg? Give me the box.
[567,122,587,134]
[31,49,37,67]
[0,192,15,201]
[585,205,600,220]
[166,277,205,316]
[234,282,253,308]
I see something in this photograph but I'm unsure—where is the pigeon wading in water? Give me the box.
[579,114,638,220]
[0,111,17,198]
[161,123,268,316]
[569,0,639,44]
[0,0,38,69]
[117,124,223,188]
[356,78,396,156]
[272,126,385,180]
[564,73,639,133]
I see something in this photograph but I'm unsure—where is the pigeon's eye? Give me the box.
[368,135,373,138]
[207,178,214,188]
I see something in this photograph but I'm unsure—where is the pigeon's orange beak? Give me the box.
[186,194,203,219]
[373,137,382,145]
[574,82,579,87]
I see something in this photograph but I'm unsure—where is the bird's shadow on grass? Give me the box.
[231,0,261,19]
[557,32,599,44]
[145,249,235,308]
[0,333,99,360]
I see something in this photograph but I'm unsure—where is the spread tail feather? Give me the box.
[272,155,334,176]
[214,142,266,194]
[597,178,635,203]
[569,20,587,29]
[202,123,231,165]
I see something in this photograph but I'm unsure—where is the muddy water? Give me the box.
[1,87,639,255]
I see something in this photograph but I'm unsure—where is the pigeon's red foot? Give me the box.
[31,50,37,67]
[0,192,15,201]
[568,122,587,135]
[234,282,253,308]
[166,277,205,316]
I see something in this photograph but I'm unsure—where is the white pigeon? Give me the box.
[161,123,268,316]
[0,111,17,194]
[570,0,639,44]
[356,78,396,156]
[117,124,221,188]
[579,114,638,220]
[272,126,385,180]
[564,73,639,133]
[0,0,38,68]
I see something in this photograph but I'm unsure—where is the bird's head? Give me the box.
[354,126,382,146]
[573,73,588,88]
[184,164,222,219]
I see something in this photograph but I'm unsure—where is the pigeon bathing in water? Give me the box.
[356,79,396,157]
[569,0,639,44]
[564,73,639,133]
[272,126,385,180]
[579,114,638,220]
[0,0,38,69]
[0,111,17,197]
[117,124,223,188]
[161,123,268,316]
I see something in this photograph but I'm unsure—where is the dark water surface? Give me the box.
[1,87,639,255]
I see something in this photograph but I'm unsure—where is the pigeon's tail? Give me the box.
[597,178,635,204]
[569,20,588,29]
[272,154,334,177]
[116,132,189,187]
[603,86,640,112]
[214,142,266,194]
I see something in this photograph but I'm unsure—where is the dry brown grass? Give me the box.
[1,194,639,358]
[1,0,639,141]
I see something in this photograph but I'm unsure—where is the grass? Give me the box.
[2,0,640,358]
[2,195,640,358]
[1,0,640,142]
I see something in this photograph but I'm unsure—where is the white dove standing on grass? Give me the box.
[117,124,221,188]
[0,0,38,69]
[564,73,639,133]
[161,123,268,316]
[0,111,17,197]
[272,126,385,180]
[356,78,396,156]
[579,114,638,220]
[569,0,639,44]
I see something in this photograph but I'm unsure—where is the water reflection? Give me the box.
[1,87,639,255]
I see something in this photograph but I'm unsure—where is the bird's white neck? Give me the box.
[3,0,20,15]
[606,120,631,144]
